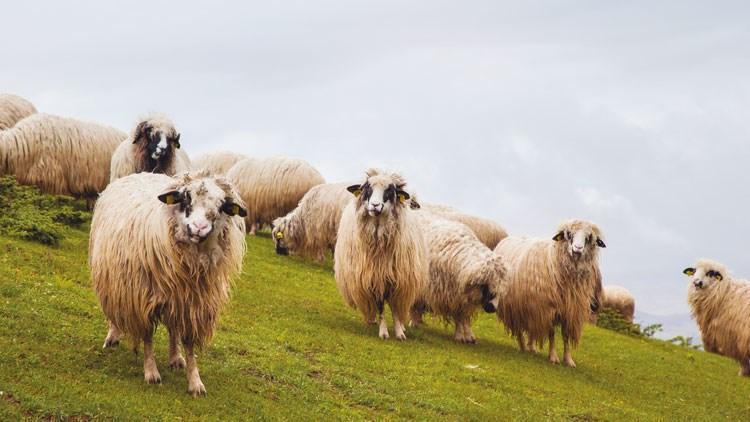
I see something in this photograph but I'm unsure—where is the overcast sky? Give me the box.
[3,1,749,317]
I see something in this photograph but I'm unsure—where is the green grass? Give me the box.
[1,227,749,420]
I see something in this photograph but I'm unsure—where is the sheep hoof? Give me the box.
[145,370,162,385]
[379,330,390,340]
[564,357,577,368]
[170,356,186,370]
[188,382,207,397]
[549,353,560,365]
[102,338,120,349]
[395,332,407,341]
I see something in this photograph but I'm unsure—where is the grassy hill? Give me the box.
[1,216,749,420]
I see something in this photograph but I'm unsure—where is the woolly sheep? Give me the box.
[90,171,247,396]
[0,113,126,206]
[272,182,352,261]
[591,285,635,324]
[0,93,36,130]
[411,211,506,343]
[334,169,428,340]
[110,114,191,182]
[422,203,508,249]
[684,259,750,376]
[494,219,606,367]
[193,151,248,175]
[226,157,325,234]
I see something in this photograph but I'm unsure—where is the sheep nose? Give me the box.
[694,280,703,288]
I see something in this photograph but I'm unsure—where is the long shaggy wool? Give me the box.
[412,211,506,339]
[193,151,247,175]
[687,259,750,372]
[600,285,635,323]
[494,220,603,350]
[110,114,190,182]
[272,182,353,261]
[334,170,428,326]
[89,172,246,349]
[0,94,37,130]
[423,203,508,249]
[0,113,126,199]
[226,157,325,230]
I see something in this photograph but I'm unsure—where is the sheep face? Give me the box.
[347,170,411,219]
[158,175,247,245]
[684,260,726,291]
[553,219,605,262]
[480,283,500,313]
[133,119,181,162]
[272,216,294,256]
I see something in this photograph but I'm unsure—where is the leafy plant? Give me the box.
[595,308,662,338]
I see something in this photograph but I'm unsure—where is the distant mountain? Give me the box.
[635,311,701,343]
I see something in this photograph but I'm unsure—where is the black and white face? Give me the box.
[347,174,411,218]
[271,217,293,255]
[134,122,181,161]
[480,284,500,313]
[158,178,247,245]
[553,224,606,259]
[683,266,724,290]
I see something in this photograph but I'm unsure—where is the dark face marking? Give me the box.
[275,243,289,255]
[179,191,193,217]
[480,284,496,313]
[360,182,373,202]
[383,184,396,203]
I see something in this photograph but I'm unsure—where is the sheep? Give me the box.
[334,169,428,340]
[192,151,248,175]
[0,94,37,130]
[494,219,606,367]
[272,182,352,261]
[109,114,191,182]
[684,259,750,376]
[591,285,635,324]
[226,157,325,235]
[0,113,127,206]
[90,170,247,396]
[410,211,506,343]
[422,203,508,249]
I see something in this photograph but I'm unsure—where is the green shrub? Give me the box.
[0,176,91,246]
[596,308,662,338]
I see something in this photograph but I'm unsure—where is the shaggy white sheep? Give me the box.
[90,171,247,396]
[226,157,325,234]
[422,203,508,249]
[272,182,352,261]
[684,259,750,376]
[0,94,36,130]
[110,114,191,182]
[592,285,635,323]
[494,219,606,367]
[334,169,428,340]
[411,211,506,343]
[192,151,248,175]
[0,113,126,206]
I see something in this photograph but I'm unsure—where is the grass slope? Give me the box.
[1,226,749,420]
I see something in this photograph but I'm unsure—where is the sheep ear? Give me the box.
[715,272,723,281]
[396,189,410,204]
[409,197,421,209]
[158,190,182,205]
[596,238,606,248]
[275,231,284,239]
[347,184,362,197]
[683,267,696,276]
[221,200,247,217]
[174,133,181,149]
[133,122,150,144]
[553,231,565,241]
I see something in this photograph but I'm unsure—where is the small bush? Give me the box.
[596,308,662,338]
[0,176,91,246]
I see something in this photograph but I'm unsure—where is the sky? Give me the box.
[2,1,749,317]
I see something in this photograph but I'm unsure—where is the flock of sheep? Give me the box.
[1,92,748,396]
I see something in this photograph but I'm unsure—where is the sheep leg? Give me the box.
[527,338,537,353]
[562,329,576,368]
[393,314,407,341]
[548,328,560,364]
[168,328,186,370]
[739,359,750,377]
[410,308,424,327]
[462,322,476,344]
[517,332,528,352]
[143,333,161,384]
[249,222,258,235]
[453,318,466,343]
[103,321,122,349]
[184,342,206,397]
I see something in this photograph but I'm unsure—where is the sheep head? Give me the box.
[552,219,605,263]
[133,114,181,170]
[158,171,247,245]
[684,259,727,291]
[272,215,297,256]
[347,168,412,219]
